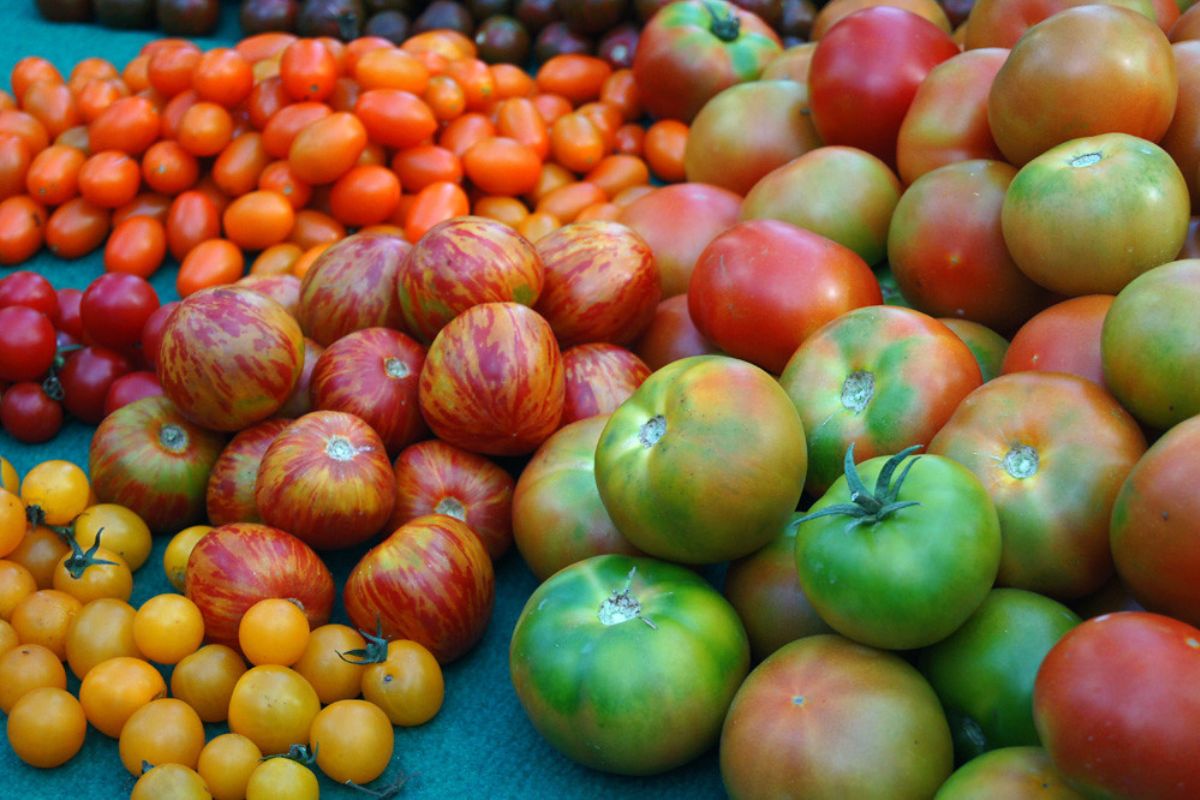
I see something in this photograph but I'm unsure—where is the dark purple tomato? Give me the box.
[0,307,56,383]
[475,15,533,63]
[598,23,639,68]
[240,0,299,33]
[296,0,366,37]
[35,0,93,22]
[535,20,594,61]
[95,0,155,28]
[156,0,220,35]
[470,0,512,19]
[413,0,475,34]
[516,0,561,30]
[557,0,628,35]
[363,9,410,42]
[81,272,160,352]
[0,382,63,444]
[779,0,815,38]
[0,271,59,319]
[57,345,133,424]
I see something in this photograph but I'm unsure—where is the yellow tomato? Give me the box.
[6,687,87,768]
[78,655,167,738]
[0,643,67,713]
[170,644,247,724]
[0,559,36,619]
[52,544,133,604]
[0,488,25,558]
[293,623,367,704]
[227,665,321,755]
[239,597,310,667]
[10,588,82,659]
[245,758,318,800]
[310,699,395,784]
[163,525,213,593]
[0,455,18,494]
[72,503,152,571]
[130,764,213,800]
[198,733,262,800]
[361,639,445,726]
[133,593,205,665]
[119,698,206,776]
[65,597,139,680]
[20,460,89,526]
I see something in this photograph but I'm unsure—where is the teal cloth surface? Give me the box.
[0,4,727,796]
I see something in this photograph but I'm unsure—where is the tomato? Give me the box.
[328,163,401,227]
[632,294,721,370]
[988,6,1176,167]
[0,489,24,559]
[0,643,66,713]
[52,539,133,604]
[7,687,88,768]
[919,589,1080,761]
[288,111,367,185]
[596,355,806,563]
[20,459,89,528]
[808,7,958,170]
[511,554,749,774]
[203,420,286,527]
[0,560,37,619]
[6,526,69,590]
[350,636,444,727]
[170,644,247,723]
[192,47,253,107]
[131,764,212,800]
[0,195,47,265]
[166,190,221,261]
[104,216,168,278]
[936,747,1084,799]
[119,698,206,776]
[1162,42,1200,211]
[888,159,1055,335]
[79,271,160,352]
[0,618,16,654]
[1,382,63,444]
[177,239,245,297]
[103,371,165,417]
[967,0,1156,48]
[228,664,321,755]
[1001,295,1112,388]
[941,318,1009,383]
[246,758,317,800]
[560,343,650,425]
[238,597,310,667]
[1102,259,1200,430]
[26,144,84,206]
[297,231,409,346]
[309,699,394,784]
[64,597,139,680]
[197,733,261,800]
[1034,612,1200,799]
[355,88,438,150]
[0,306,55,383]
[689,220,881,374]
[161,525,210,594]
[632,0,781,122]
[132,593,205,665]
[721,635,952,798]
[78,655,167,737]
[291,623,365,704]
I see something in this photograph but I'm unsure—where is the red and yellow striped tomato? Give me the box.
[419,302,565,456]
[158,286,304,432]
[560,343,650,426]
[204,418,291,528]
[344,514,495,664]
[255,411,396,551]
[296,232,410,347]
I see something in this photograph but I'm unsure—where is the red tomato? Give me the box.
[560,343,651,425]
[1001,295,1112,388]
[81,272,161,351]
[632,294,722,371]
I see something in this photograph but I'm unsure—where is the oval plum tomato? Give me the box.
[1034,612,1200,799]
[205,418,290,527]
[387,439,515,560]
[186,523,334,649]
[255,411,396,550]
[560,343,651,426]
[1101,259,1200,430]
[808,7,959,170]
[1,382,63,443]
[534,220,661,348]
[596,355,807,563]
[721,635,952,798]
[166,190,221,261]
[0,195,48,265]
[779,306,982,496]
[511,554,750,775]
[298,231,410,347]
[398,216,544,344]
[936,747,1085,799]
[227,665,320,755]
[419,302,565,456]
[888,160,1057,335]
[987,5,1176,167]
[0,306,55,383]
[930,372,1146,599]
[80,272,160,351]
[689,220,881,374]
[345,514,494,663]
[288,112,367,185]
[795,447,1001,650]
[632,0,781,122]
[159,286,304,431]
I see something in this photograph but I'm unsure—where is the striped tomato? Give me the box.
[560,343,650,426]
[205,418,291,527]
[296,232,411,347]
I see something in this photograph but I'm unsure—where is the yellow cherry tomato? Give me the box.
[0,488,25,558]
[170,644,248,723]
[0,643,67,713]
[245,758,319,800]
[119,697,206,776]
[131,764,213,800]
[0,455,18,494]
[71,503,152,571]
[133,593,205,665]
[293,623,366,704]
[239,597,310,667]
[198,733,262,800]
[10,588,82,659]
[7,687,87,768]
[310,699,395,784]
[163,525,213,592]
[20,460,89,527]
[227,665,321,755]
[6,525,70,588]
[65,597,139,680]
[52,542,133,604]
[362,638,445,726]
[78,655,167,737]
[0,617,17,654]
[0,559,36,619]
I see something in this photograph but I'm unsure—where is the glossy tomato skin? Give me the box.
[419,302,565,456]
[939,319,1010,383]
[633,294,722,371]
[1157,41,1200,209]
[689,219,881,374]
[0,308,56,384]
[632,0,781,123]
[1101,259,1200,430]
[887,160,1056,335]
[779,306,982,496]
[205,418,291,527]
[595,355,807,564]
[919,589,1080,762]
[398,216,544,345]
[534,220,660,348]
[310,327,426,455]
[297,232,410,347]
[929,372,1145,599]
[512,415,642,581]
[965,0,1157,49]
[1033,612,1200,799]
[80,272,160,352]
[795,451,1001,650]
[510,554,750,775]
[987,6,1176,167]
[344,514,494,663]
[159,286,304,432]
[58,346,134,424]
[103,371,164,417]
[255,410,397,550]
[808,6,959,170]
[277,337,322,419]
[1110,415,1200,625]
[720,634,952,799]
[387,439,515,560]
[1001,295,1112,388]
[185,522,334,648]
[560,343,651,425]
[935,747,1086,799]
[89,396,226,534]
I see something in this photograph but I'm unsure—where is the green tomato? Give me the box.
[509,554,750,776]
[794,446,1001,650]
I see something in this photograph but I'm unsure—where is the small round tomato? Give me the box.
[0,643,67,713]
[246,758,318,800]
[7,687,87,768]
[6,526,69,589]
[170,644,248,724]
[133,593,205,665]
[104,216,168,278]
[10,588,82,659]
[20,459,90,526]
[309,699,394,784]
[81,271,161,351]
[162,524,212,592]
[0,306,55,383]
[292,623,365,704]
[198,734,261,800]
[223,190,295,251]
[119,698,206,776]
[130,764,212,800]
[359,637,444,726]
[0,559,37,619]
[227,665,321,755]
[78,655,167,738]
[52,540,133,604]
[239,597,310,667]
[0,488,24,558]
[64,597,139,680]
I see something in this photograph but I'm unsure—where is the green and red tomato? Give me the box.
[632,294,722,371]
[1001,295,1112,388]
[935,747,1085,799]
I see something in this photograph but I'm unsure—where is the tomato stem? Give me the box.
[792,444,923,530]
[62,527,117,579]
[704,1,742,42]
[338,618,391,665]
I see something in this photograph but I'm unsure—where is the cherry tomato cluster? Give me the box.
[0,270,169,444]
[0,30,690,297]
[0,455,441,798]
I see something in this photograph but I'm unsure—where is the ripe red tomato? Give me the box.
[0,306,55,383]
[0,382,63,443]
[560,344,651,426]
[56,345,134,425]
[205,418,291,527]
[80,272,161,351]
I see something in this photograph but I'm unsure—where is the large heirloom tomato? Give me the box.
[560,344,650,425]
[987,5,1176,166]
[1001,295,1112,387]
[807,6,960,170]
[1101,259,1200,430]
[397,216,544,344]
[1161,41,1200,209]
[720,635,953,800]
[344,514,494,664]
[205,419,291,527]
[1001,134,1188,297]
[595,355,807,564]
[158,286,304,432]
[1034,612,1200,800]
[185,522,335,648]
[966,0,1160,49]
[510,554,750,775]
[779,305,982,497]
[89,396,225,534]
[936,747,1084,799]
[297,232,410,347]
[418,302,565,456]
[1110,415,1200,626]
[688,220,881,374]
[929,372,1146,599]
[793,448,1001,650]
[632,0,781,123]
[255,411,396,550]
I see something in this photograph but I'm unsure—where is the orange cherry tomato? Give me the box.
[517,209,560,242]
[77,150,140,209]
[72,79,127,125]
[288,111,367,185]
[68,57,120,95]
[445,58,496,111]
[147,43,201,99]
[585,153,650,198]
[490,63,536,99]
[223,190,295,251]
[536,54,613,105]
[44,197,109,259]
[354,88,438,149]
[121,54,151,94]
[11,57,64,101]
[178,238,244,296]
[525,161,574,205]
[141,140,199,196]
[614,123,644,156]
[391,144,461,193]
[244,76,289,131]
[354,48,429,94]
[576,102,622,149]
[536,181,607,223]
[550,113,608,174]
[258,159,312,210]
[0,135,32,202]
[112,192,171,227]
[288,208,345,250]
[576,201,621,222]
[261,101,331,159]
[177,101,233,157]
[166,189,220,260]
[423,75,466,122]
[87,96,159,156]
[192,48,254,108]
[104,216,167,278]
[462,137,542,197]
[236,31,298,63]
[496,98,551,160]
[643,119,689,183]
[600,69,643,122]
[405,180,469,242]
[158,88,198,140]
[473,195,529,228]
[438,112,495,158]
[212,131,270,197]
[0,110,49,156]
[21,83,79,140]
[251,242,303,276]
[343,36,394,75]
[329,164,401,227]
[531,92,572,126]
[290,242,331,278]
[280,39,339,102]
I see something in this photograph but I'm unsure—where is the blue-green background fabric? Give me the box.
[0,4,727,795]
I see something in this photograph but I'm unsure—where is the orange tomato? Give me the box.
[21,82,79,140]
[192,48,254,108]
[354,88,438,149]
[212,131,270,197]
[329,164,401,227]
[87,96,159,156]
[104,215,166,278]
[391,144,462,192]
[45,196,109,259]
[177,238,244,296]
[536,54,613,105]
[280,39,339,102]
[141,140,199,196]
[223,190,295,251]
[287,111,366,185]
[354,48,430,94]
[462,137,542,196]
[550,113,608,174]
[0,195,47,265]
[404,180,469,241]
[643,119,689,183]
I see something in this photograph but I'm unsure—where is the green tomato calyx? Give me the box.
[704,1,742,42]
[262,742,318,765]
[598,568,657,629]
[62,527,118,579]
[793,444,923,530]
[337,618,390,665]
